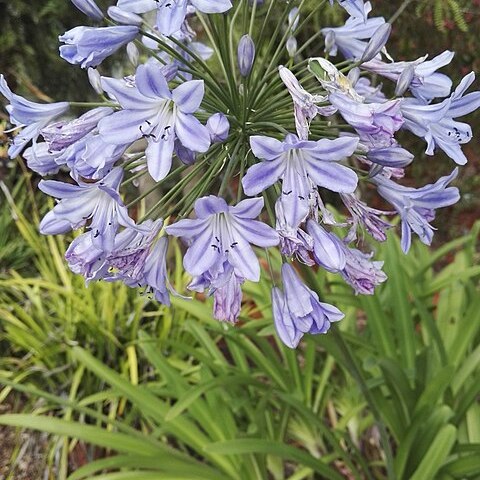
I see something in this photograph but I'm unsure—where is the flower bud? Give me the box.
[127,42,139,67]
[360,23,392,63]
[347,67,360,86]
[288,8,300,32]
[71,0,103,21]
[87,67,103,94]
[395,64,415,97]
[207,113,230,143]
[107,6,143,26]
[286,36,298,58]
[237,34,255,77]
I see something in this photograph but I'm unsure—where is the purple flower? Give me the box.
[306,219,346,272]
[273,264,344,348]
[341,193,393,242]
[238,35,255,77]
[0,75,69,158]
[106,219,171,304]
[23,143,61,176]
[275,197,315,266]
[41,107,113,152]
[363,51,455,101]
[39,167,135,252]
[167,196,279,323]
[329,0,367,21]
[98,62,210,181]
[71,0,103,20]
[329,93,404,146]
[207,113,230,143]
[279,66,328,140]
[375,168,460,252]
[401,73,480,165]
[166,196,278,282]
[213,272,243,323]
[340,246,387,295]
[59,26,139,68]
[59,133,128,180]
[117,0,232,36]
[65,232,108,282]
[322,2,385,60]
[243,134,359,229]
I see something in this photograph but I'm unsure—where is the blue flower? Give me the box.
[167,196,279,323]
[322,2,385,60]
[401,73,480,165]
[243,133,359,229]
[71,0,103,20]
[375,168,460,252]
[363,51,455,101]
[59,25,139,68]
[39,167,135,252]
[329,0,367,21]
[273,264,344,348]
[0,75,69,158]
[116,0,232,35]
[98,62,211,181]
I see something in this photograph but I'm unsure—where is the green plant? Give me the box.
[1,222,478,479]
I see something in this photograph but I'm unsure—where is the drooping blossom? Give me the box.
[306,219,346,272]
[363,51,455,101]
[59,26,139,68]
[375,168,460,252]
[328,93,404,146]
[340,246,387,295]
[341,193,393,242]
[98,61,210,181]
[0,75,69,158]
[401,72,480,165]
[39,167,135,252]
[329,0,367,21]
[273,264,344,348]
[322,2,385,60]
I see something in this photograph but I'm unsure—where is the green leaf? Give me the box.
[205,439,345,480]
[409,424,457,480]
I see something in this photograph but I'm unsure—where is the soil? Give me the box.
[0,399,51,480]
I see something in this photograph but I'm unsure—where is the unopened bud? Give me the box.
[108,6,143,26]
[395,64,415,96]
[360,23,391,63]
[127,42,139,67]
[347,67,360,86]
[286,36,298,58]
[71,0,103,21]
[87,67,103,95]
[207,113,230,143]
[238,35,255,77]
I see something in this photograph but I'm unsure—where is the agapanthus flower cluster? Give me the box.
[1,0,477,348]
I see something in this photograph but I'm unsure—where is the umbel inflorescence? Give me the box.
[1,0,478,348]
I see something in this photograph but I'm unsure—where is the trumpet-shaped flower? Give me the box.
[98,62,210,181]
[401,73,480,165]
[59,25,139,68]
[0,75,69,158]
[363,51,455,101]
[375,168,460,252]
[39,167,135,252]
[166,196,279,283]
[243,134,359,229]
[322,2,385,60]
[273,264,344,348]
[116,0,232,35]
